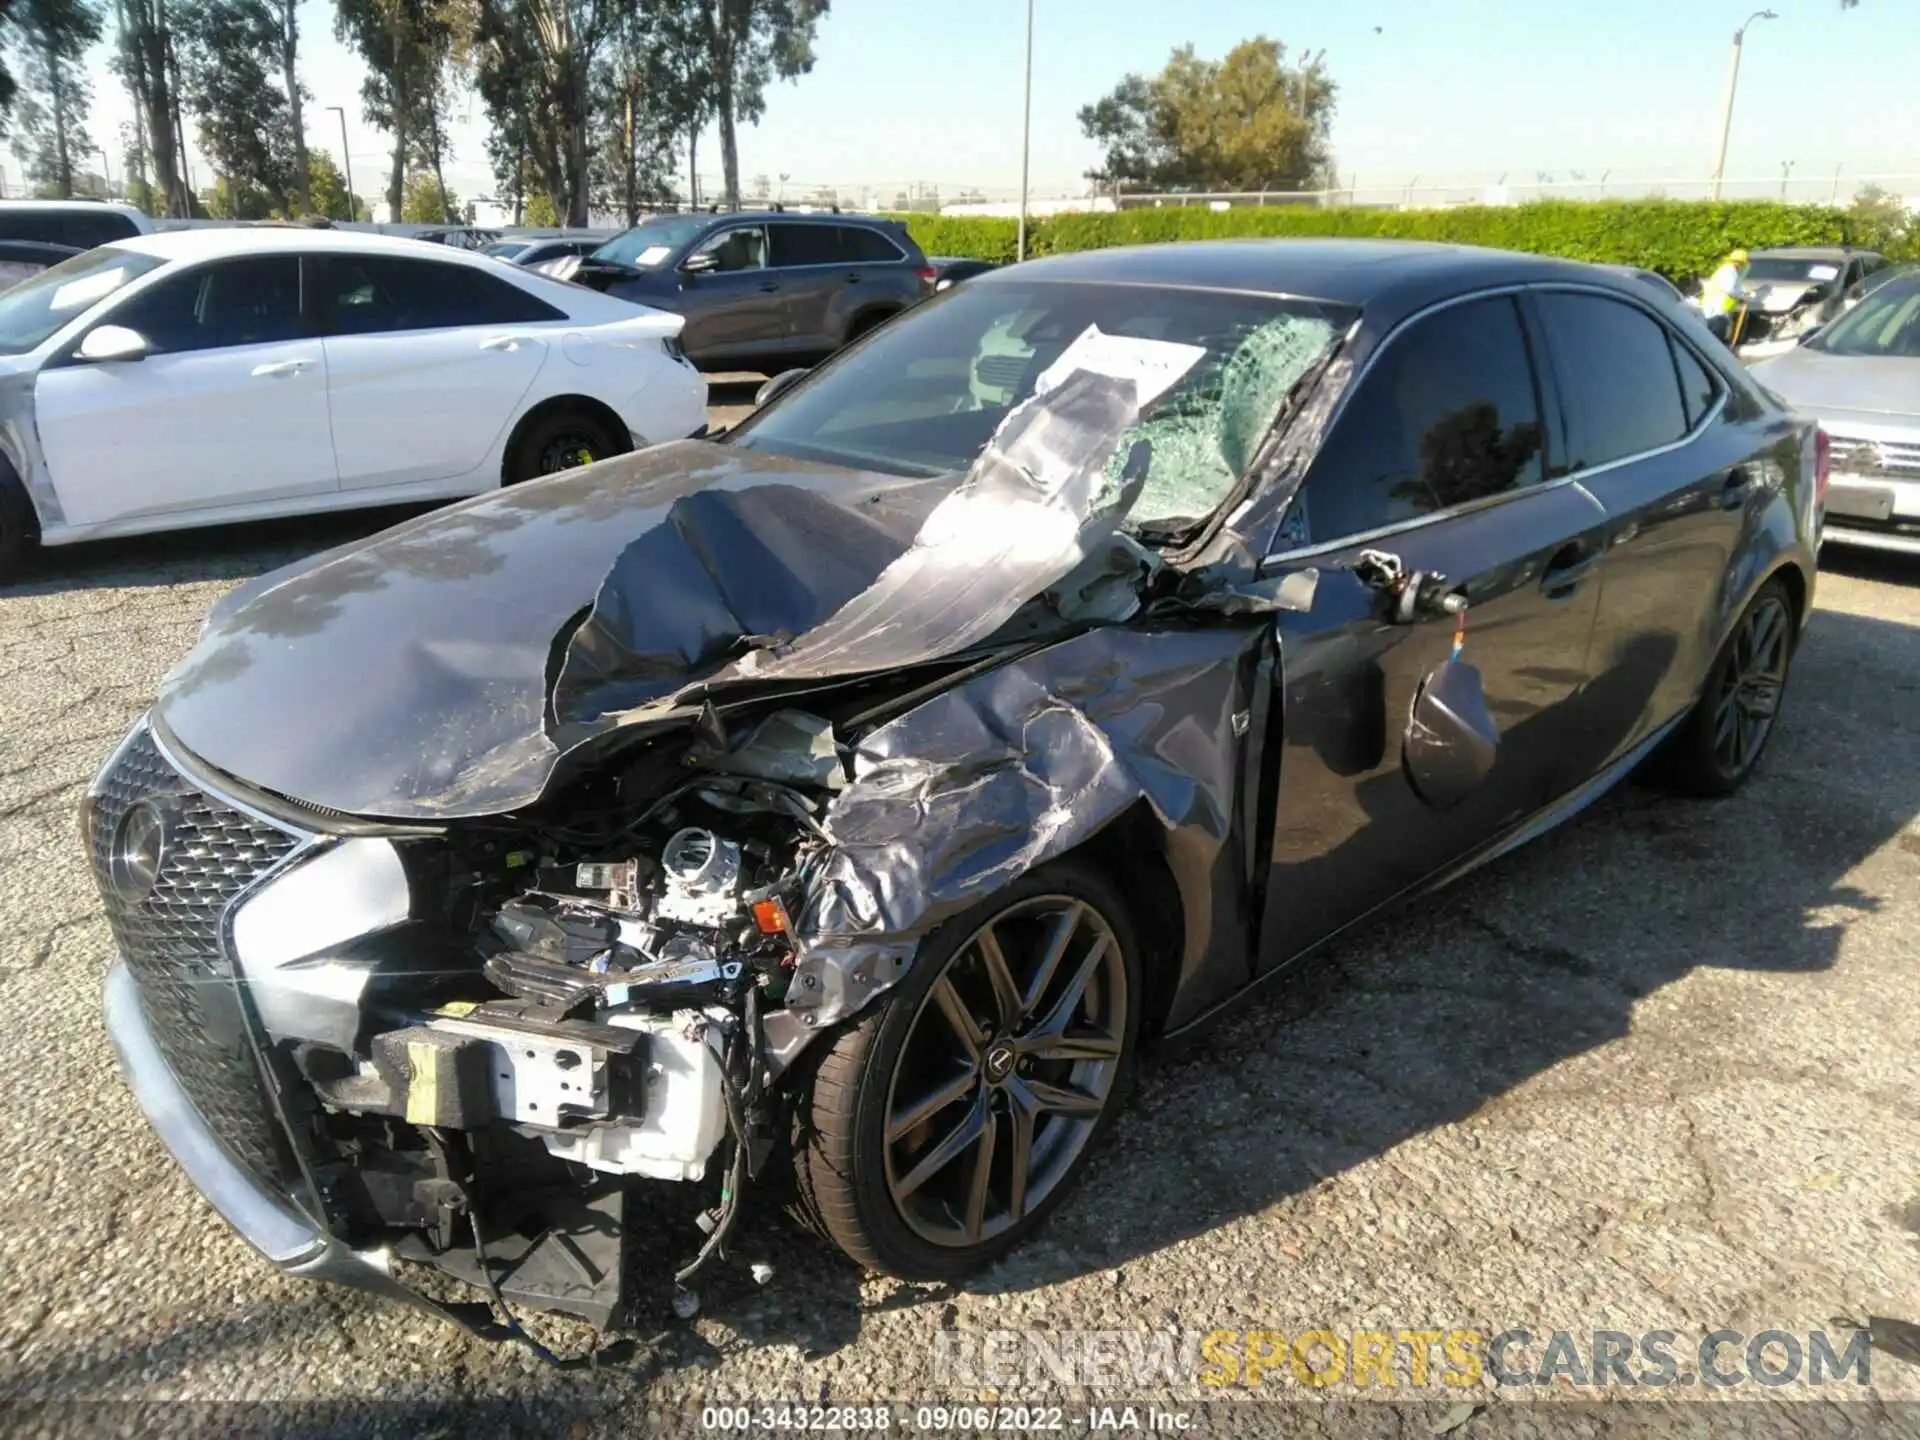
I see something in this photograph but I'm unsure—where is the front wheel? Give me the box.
[791,860,1141,1279]
[1656,577,1796,796]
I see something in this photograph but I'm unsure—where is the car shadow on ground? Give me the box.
[667,600,1920,1359]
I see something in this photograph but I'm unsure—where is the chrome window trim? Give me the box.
[1263,278,1729,564]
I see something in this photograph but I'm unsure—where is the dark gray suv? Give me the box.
[568,212,933,368]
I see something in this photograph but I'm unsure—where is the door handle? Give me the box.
[251,359,309,378]
[845,272,862,284]
[1540,540,1603,599]
[757,282,780,293]
[1720,467,1753,510]
[479,336,522,352]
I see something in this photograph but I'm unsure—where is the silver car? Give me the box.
[1749,269,1920,556]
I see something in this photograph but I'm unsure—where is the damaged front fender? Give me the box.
[762,621,1271,1066]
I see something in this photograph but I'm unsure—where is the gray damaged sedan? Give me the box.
[89,240,1820,1343]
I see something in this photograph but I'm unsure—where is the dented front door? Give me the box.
[1254,481,1609,973]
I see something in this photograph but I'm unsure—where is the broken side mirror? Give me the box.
[1402,658,1498,811]
[755,368,809,408]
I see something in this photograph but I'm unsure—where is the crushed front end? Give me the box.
[91,712,836,1332]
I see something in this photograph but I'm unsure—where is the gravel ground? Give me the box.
[1,404,1918,1434]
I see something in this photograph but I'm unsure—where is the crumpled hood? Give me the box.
[157,441,948,819]
[1750,347,1920,420]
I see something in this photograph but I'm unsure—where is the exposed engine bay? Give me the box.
[289,749,843,1330]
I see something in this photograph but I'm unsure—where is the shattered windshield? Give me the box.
[730,280,1352,531]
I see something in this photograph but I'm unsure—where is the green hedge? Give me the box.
[892,199,1903,281]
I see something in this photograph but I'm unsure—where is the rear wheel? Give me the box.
[791,860,1141,1279]
[503,406,629,484]
[1657,577,1795,796]
[0,470,38,585]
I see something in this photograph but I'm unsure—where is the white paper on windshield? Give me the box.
[635,245,673,266]
[1035,325,1206,410]
[1808,264,1840,281]
[50,268,129,312]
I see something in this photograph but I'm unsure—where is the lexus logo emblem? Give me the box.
[109,801,167,905]
[985,1043,1017,1081]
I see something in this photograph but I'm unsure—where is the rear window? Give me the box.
[1744,257,1841,285]
[842,226,906,262]
[0,208,141,250]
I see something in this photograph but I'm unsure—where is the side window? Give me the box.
[841,226,905,263]
[108,256,303,354]
[320,255,564,335]
[1296,295,1544,543]
[63,213,140,250]
[1671,340,1721,430]
[1534,291,1688,471]
[691,226,767,273]
[769,224,849,267]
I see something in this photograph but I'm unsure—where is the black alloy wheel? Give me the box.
[1710,589,1790,782]
[882,894,1128,1248]
[791,860,1141,1279]
[1656,576,1796,797]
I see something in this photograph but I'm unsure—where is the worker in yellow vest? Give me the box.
[1696,249,1748,343]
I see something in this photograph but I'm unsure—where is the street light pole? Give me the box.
[1710,9,1777,201]
[1016,0,1034,263]
[97,147,113,198]
[327,106,356,222]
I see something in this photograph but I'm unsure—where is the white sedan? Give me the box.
[0,227,709,579]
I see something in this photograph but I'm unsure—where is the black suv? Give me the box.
[568,212,932,368]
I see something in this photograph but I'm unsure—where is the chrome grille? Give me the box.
[88,725,304,1192]
[1827,435,1920,480]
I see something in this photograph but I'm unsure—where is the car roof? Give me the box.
[688,210,895,228]
[1750,247,1873,261]
[108,226,508,266]
[981,238,1660,326]
[0,199,147,217]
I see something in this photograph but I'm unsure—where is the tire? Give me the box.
[790,859,1142,1280]
[1655,577,1796,797]
[0,469,39,585]
[503,406,629,485]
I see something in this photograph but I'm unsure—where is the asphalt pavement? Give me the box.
[1,388,1917,1433]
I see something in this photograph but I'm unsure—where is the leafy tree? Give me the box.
[589,0,690,223]
[306,147,369,219]
[521,189,556,226]
[1078,36,1335,194]
[176,0,298,210]
[335,0,453,221]
[473,0,622,227]
[114,0,192,216]
[271,0,309,211]
[401,167,459,221]
[694,0,827,211]
[9,0,102,198]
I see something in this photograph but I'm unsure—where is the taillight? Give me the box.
[916,266,936,285]
[1814,427,1831,506]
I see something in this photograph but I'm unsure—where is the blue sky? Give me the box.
[71,0,1920,209]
